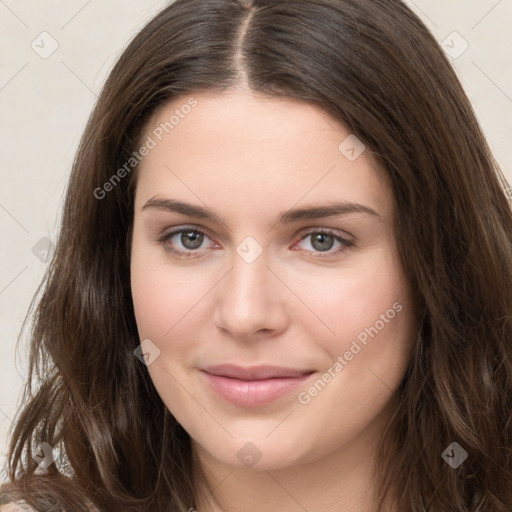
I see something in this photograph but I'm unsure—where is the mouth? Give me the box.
[200,365,315,407]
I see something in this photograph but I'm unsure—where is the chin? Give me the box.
[191,429,320,472]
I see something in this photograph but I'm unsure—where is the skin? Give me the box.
[130,89,417,512]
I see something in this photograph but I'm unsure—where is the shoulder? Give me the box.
[1,505,97,512]
[1,504,36,511]
[1,501,98,512]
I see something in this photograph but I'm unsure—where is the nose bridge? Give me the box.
[214,241,286,338]
[231,247,269,300]
[225,247,272,316]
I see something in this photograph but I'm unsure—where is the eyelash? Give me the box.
[157,225,355,260]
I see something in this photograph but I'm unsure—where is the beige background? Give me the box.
[1,0,511,475]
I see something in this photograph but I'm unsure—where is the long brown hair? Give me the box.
[2,0,511,510]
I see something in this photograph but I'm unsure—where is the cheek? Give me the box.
[293,249,410,350]
[129,243,209,409]
[130,240,212,340]
[291,258,415,456]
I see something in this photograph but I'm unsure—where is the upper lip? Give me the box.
[202,364,314,381]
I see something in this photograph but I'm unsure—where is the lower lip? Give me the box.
[201,371,314,407]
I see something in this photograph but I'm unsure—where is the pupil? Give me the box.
[182,231,203,249]
[312,233,333,251]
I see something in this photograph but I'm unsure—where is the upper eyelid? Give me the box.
[163,225,213,241]
[297,226,353,240]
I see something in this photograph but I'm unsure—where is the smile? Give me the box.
[200,366,315,407]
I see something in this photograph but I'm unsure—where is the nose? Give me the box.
[213,247,289,340]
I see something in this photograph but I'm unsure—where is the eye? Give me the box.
[294,229,354,258]
[158,226,216,258]
[158,226,354,259]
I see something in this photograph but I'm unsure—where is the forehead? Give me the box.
[134,91,392,220]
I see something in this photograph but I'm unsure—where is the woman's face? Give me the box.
[130,90,416,470]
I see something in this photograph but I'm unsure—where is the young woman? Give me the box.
[2,0,511,511]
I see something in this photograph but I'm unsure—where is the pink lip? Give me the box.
[201,365,315,407]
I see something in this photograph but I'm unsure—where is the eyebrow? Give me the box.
[141,197,381,224]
